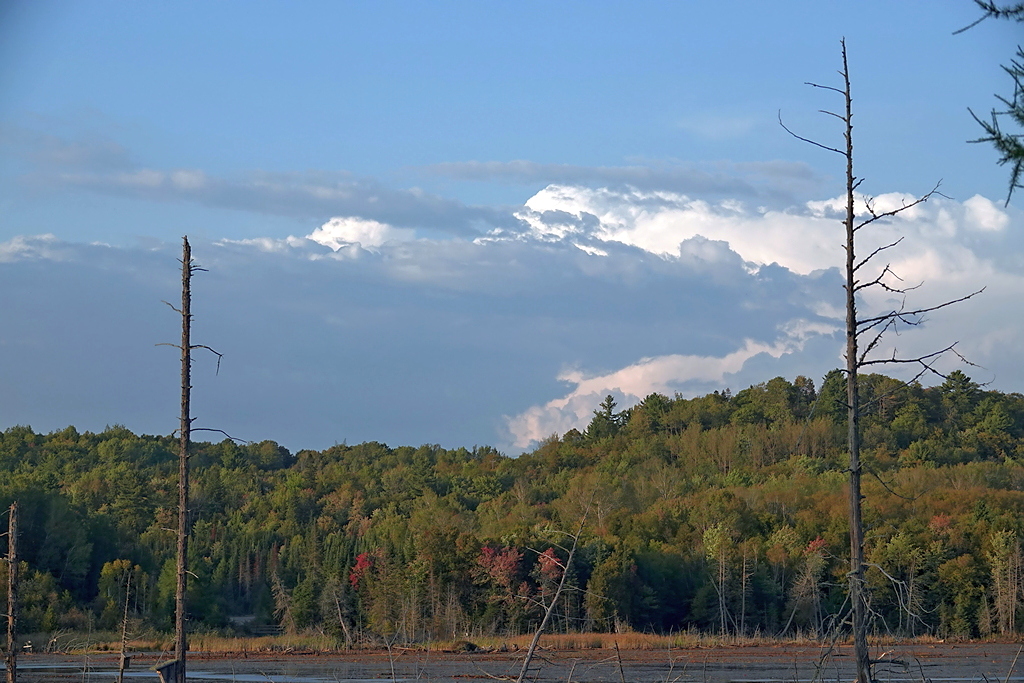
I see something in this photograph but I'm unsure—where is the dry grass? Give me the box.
[190,633,339,653]
[21,630,169,655]
[57,629,1009,655]
[440,630,851,652]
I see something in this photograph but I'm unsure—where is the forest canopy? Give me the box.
[3,369,1024,642]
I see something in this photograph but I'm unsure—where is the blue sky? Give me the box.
[1,2,1022,452]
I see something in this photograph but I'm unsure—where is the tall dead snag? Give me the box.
[515,508,589,683]
[117,570,132,683]
[5,502,16,683]
[175,236,193,683]
[159,237,221,683]
[782,40,981,683]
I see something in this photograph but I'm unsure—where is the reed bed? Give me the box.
[39,629,998,656]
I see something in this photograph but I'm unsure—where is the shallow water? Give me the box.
[5,642,1023,682]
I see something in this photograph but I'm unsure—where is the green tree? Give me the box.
[940,370,982,430]
[96,559,146,630]
[816,370,847,425]
[961,1,1024,201]
[586,395,623,441]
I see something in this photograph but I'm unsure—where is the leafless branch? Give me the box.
[162,300,183,315]
[853,265,914,294]
[778,111,844,155]
[806,81,845,96]
[1004,645,1023,683]
[191,428,249,444]
[515,503,591,683]
[859,344,958,376]
[855,368,934,414]
[853,238,904,273]
[856,289,984,328]
[852,184,941,233]
[864,468,919,502]
[190,344,223,374]
[855,305,917,339]
[857,325,891,365]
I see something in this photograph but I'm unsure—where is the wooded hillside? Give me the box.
[3,369,1024,642]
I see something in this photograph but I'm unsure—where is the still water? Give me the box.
[5,642,1023,682]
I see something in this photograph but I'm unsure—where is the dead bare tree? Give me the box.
[781,40,982,683]
[158,237,222,683]
[4,502,16,683]
[116,570,132,683]
[515,509,589,683]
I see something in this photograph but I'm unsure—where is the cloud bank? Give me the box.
[505,329,834,449]
[499,185,1020,448]
[0,180,1017,453]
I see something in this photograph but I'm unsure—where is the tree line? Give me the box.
[3,369,1024,643]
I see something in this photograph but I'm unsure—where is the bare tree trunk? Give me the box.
[718,551,728,637]
[333,591,352,649]
[839,47,872,683]
[117,570,131,683]
[175,236,192,683]
[5,502,16,683]
[515,512,588,683]
[1007,540,1015,634]
[156,236,221,683]
[782,40,967,682]
[740,546,752,637]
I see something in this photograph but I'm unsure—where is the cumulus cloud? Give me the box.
[219,234,316,254]
[503,320,840,448]
[0,233,65,262]
[0,179,1018,454]
[308,217,415,251]
[963,194,1010,232]
[515,185,1019,281]
[515,185,837,274]
[0,219,836,453]
[497,185,1020,449]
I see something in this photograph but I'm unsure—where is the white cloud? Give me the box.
[217,235,314,254]
[170,169,207,190]
[0,183,1019,455]
[520,184,838,274]
[308,216,415,251]
[0,234,67,262]
[573,242,608,256]
[516,185,1017,281]
[503,322,835,449]
[498,185,1020,449]
[964,194,1010,232]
